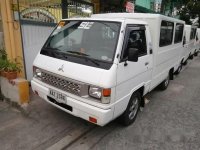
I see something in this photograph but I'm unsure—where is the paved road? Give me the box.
[0,56,200,150]
[65,56,200,150]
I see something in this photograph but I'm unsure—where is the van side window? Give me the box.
[183,36,186,46]
[174,23,184,44]
[190,29,193,40]
[190,28,196,40]
[159,21,174,47]
[196,33,198,41]
[123,29,147,59]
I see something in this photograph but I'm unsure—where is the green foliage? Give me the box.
[178,0,200,27]
[0,59,9,72]
[5,59,22,72]
[0,48,22,73]
[0,47,7,60]
[161,0,200,26]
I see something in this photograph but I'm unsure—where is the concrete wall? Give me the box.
[1,77,29,105]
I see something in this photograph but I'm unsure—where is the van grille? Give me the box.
[41,71,81,96]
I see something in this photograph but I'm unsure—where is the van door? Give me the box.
[114,25,153,117]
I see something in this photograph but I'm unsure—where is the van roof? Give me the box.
[62,17,124,22]
[61,17,147,25]
[92,13,185,24]
[185,25,191,27]
[185,24,197,29]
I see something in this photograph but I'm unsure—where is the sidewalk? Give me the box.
[0,90,94,150]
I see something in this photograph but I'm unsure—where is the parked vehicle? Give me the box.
[31,13,185,126]
[195,28,200,55]
[182,25,191,65]
[184,25,197,60]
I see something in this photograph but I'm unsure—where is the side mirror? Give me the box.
[128,48,138,62]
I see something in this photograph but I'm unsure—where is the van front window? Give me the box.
[41,20,121,69]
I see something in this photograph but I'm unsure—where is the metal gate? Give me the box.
[21,21,56,81]
[17,0,94,81]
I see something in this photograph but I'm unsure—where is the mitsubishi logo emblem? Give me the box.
[58,64,64,72]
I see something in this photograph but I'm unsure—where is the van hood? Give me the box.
[33,54,117,88]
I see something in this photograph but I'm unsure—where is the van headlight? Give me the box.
[89,86,102,99]
[33,66,42,80]
[89,86,111,104]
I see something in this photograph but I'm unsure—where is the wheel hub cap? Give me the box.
[129,98,139,120]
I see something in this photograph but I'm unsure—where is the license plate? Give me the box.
[49,89,67,103]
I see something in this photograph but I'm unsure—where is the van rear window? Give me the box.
[159,21,174,47]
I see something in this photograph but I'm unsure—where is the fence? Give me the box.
[15,0,94,23]
[67,0,94,18]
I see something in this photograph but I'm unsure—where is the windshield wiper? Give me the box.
[42,47,68,59]
[84,56,100,66]
[66,51,89,56]
[66,51,100,66]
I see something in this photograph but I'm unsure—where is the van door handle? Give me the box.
[150,49,153,54]
[145,62,149,66]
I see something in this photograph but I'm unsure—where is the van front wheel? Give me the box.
[119,92,141,126]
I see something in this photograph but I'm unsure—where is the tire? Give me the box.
[174,63,182,75]
[159,74,170,91]
[119,92,141,126]
[189,54,193,59]
[182,59,187,66]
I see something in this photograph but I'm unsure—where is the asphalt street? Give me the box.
[0,55,200,150]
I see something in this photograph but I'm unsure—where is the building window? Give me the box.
[159,21,174,47]
[174,23,184,44]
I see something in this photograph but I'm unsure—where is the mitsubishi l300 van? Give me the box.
[31,13,185,126]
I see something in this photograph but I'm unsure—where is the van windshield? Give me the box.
[41,20,121,69]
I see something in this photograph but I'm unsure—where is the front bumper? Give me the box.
[31,80,113,126]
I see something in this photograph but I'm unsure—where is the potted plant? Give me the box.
[0,59,9,76]
[0,47,8,76]
[0,47,22,80]
[4,60,22,80]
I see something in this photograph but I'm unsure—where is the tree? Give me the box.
[178,0,200,27]
[161,0,200,27]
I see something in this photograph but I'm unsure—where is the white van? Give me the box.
[195,28,200,54]
[184,25,197,60]
[31,13,185,126]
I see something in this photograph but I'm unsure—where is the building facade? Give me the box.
[136,0,155,10]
